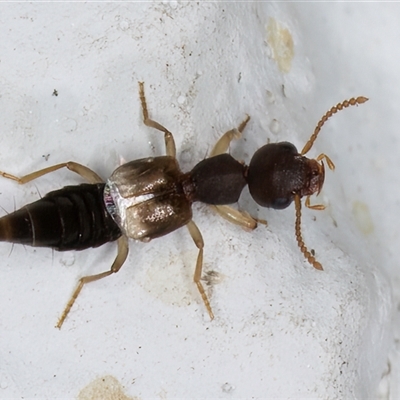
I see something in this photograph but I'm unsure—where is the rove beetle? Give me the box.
[0,83,367,327]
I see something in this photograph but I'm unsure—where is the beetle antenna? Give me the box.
[301,96,368,156]
[294,194,323,270]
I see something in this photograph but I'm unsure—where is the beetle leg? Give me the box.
[209,115,250,157]
[56,235,129,329]
[186,220,214,320]
[305,195,326,211]
[138,82,176,158]
[210,205,264,231]
[0,161,103,184]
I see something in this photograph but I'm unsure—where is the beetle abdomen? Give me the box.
[0,183,121,251]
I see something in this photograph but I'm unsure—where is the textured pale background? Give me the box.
[0,3,397,399]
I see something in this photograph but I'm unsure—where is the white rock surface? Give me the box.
[0,2,395,399]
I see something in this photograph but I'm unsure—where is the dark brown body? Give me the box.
[0,154,247,250]
[190,153,247,205]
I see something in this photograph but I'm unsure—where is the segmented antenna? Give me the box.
[301,96,369,156]
[294,195,323,270]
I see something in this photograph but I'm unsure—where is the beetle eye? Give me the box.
[271,197,292,210]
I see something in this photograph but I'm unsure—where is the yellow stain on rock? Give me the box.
[78,375,138,400]
[266,18,294,73]
[352,201,374,235]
